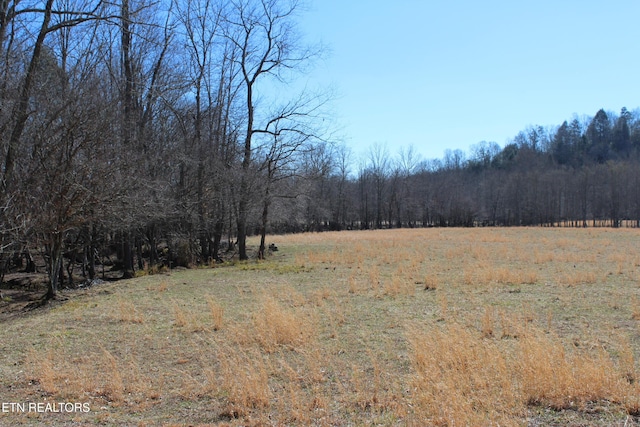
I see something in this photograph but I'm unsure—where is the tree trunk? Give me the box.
[258,188,270,260]
[65,255,74,286]
[122,231,134,279]
[237,165,251,260]
[46,231,63,300]
[237,66,254,261]
[237,198,248,260]
[147,224,157,268]
[199,231,210,264]
[136,235,144,270]
[25,250,36,273]
[87,241,95,280]
[121,0,134,147]
[212,218,224,262]
[2,0,55,193]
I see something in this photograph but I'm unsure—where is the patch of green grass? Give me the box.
[232,258,312,274]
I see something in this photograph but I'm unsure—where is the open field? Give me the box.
[2,227,640,426]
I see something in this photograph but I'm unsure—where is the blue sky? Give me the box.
[298,1,640,161]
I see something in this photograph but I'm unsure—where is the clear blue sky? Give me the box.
[298,1,640,161]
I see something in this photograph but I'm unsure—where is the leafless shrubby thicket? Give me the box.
[0,0,333,298]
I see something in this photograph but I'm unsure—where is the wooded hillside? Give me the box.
[313,108,640,231]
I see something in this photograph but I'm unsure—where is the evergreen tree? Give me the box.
[611,107,631,157]
[552,121,572,165]
[586,109,611,163]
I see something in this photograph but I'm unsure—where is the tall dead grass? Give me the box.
[560,270,600,286]
[517,330,637,410]
[205,295,224,331]
[407,321,640,426]
[252,295,315,352]
[26,344,152,404]
[408,323,522,426]
[172,301,205,332]
[216,345,270,418]
[463,263,538,286]
[383,275,416,297]
[116,299,144,323]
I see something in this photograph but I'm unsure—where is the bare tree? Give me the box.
[254,94,331,258]
[115,0,178,275]
[2,0,108,195]
[368,142,390,229]
[330,143,352,229]
[175,0,242,264]
[0,0,119,298]
[224,0,321,260]
[0,195,25,286]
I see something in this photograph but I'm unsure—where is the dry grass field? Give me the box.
[2,227,640,426]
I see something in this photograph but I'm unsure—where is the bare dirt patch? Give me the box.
[0,273,50,321]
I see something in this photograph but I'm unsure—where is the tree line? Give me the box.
[0,0,331,298]
[304,107,640,232]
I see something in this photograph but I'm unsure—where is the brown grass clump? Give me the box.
[517,329,638,411]
[172,301,205,332]
[560,270,599,286]
[473,263,500,285]
[216,346,271,418]
[347,274,361,294]
[310,287,332,306]
[465,264,538,286]
[518,270,539,285]
[116,299,144,323]
[252,295,314,352]
[408,322,522,426]
[206,295,224,331]
[631,296,640,321]
[368,265,381,290]
[275,356,333,425]
[25,344,152,404]
[146,280,169,292]
[437,292,449,321]
[534,249,555,264]
[27,348,59,396]
[499,310,527,339]
[383,275,415,297]
[422,274,438,290]
[97,348,125,402]
[481,305,496,338]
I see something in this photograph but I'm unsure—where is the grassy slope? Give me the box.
[1,228,640,426]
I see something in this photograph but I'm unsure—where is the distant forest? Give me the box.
[1,0,639,298]
[311,107,640,232]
